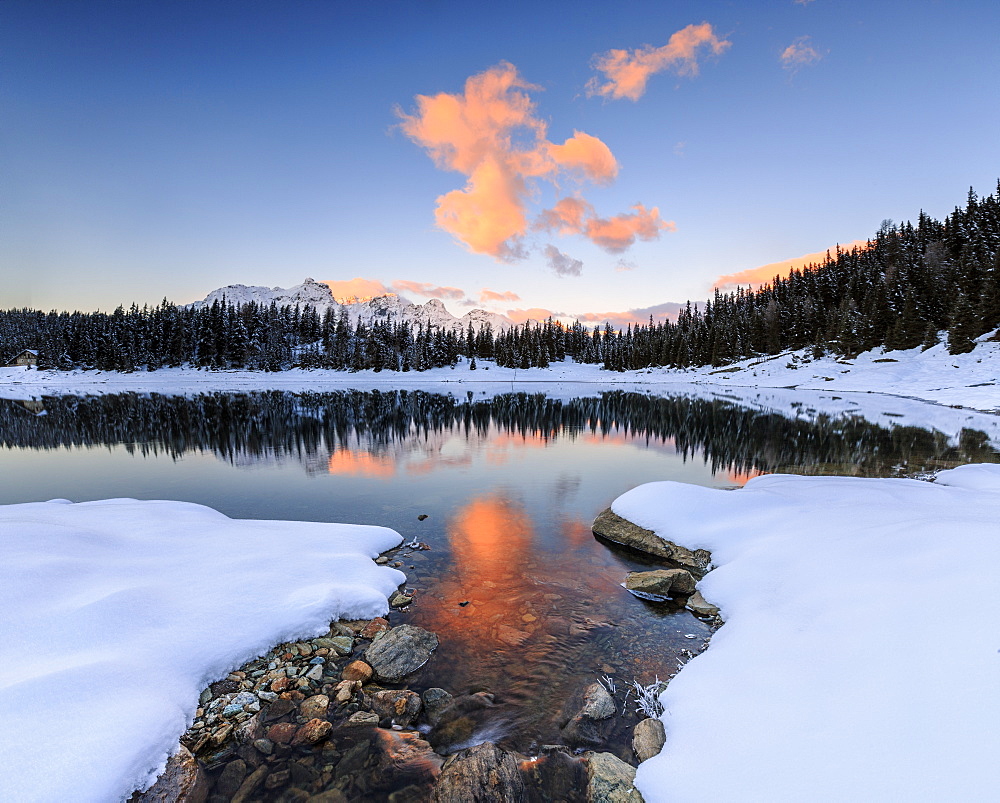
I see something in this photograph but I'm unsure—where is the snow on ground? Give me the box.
[613,465,1000,802]
[0,499,404,803]
[1,335,997,411]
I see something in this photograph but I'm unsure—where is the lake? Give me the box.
[1,387,995,764]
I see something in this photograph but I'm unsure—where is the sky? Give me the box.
[3,0,999,326]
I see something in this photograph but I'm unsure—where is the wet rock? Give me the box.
[431,742,527,802]
[624,569,696,601]
[372,729,443,791]
[215,758,247,798]
[389,590,413,608]
[334,679,361,703]
[364,624,439,682]
[344,711,380,727]
[585,751,641,802]
[375,556,390,565]
[421,687,454,726]
[293,718,333,746]
[253,738,274,755]
[267,722,299,745]
[686,589,720,617]
[342,660,373,683]
[580,683,615,720]
[300,694,330,720]
[632,717,666,763]
[336,739,372,778]
[369,689,423,726]
[360,617,390,639]
[308,791,349,803]
[264,698,297,721]
[231,765,268,803]
[592,508,710,574]
[135,745,208,803]
[428,692,497,754]
[417,514,429,521]
[264,768,290,790]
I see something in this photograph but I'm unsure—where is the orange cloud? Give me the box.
[573,301,683,329]
[506,307,564,324]
[535,197,593,235]
[399,62,666,261]
[392,280,467,300]
[781,36,823,71]
[480,288,521,303]
[588,22,731,101]
[585,205,674,253]
[712,240,869,292]
[321,278,393,302]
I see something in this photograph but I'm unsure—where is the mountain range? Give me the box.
[190,277,513,332]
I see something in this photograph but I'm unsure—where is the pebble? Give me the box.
[309,656,326,665]
[305,664,324,681]
[252,738,274,755]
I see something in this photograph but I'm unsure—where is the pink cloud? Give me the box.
[712,240,869,292]
[392,280,467,301]
[321,278,393,302]
[399,62,668,262]
[781,36,824,71]
[584,205,675,253]
[573,302,684,329]
[506,307,565,324]
[480,288,521,303]
[588,22,731,101]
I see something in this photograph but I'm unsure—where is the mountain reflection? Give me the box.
[0,389,995,478]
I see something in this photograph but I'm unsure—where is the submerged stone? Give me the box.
[592,508,710,574]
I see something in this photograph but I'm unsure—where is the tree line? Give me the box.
[2,182,998,372]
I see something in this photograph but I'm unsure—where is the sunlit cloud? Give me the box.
[480,288,521,303]
[321,278,394,302]
[587,22,731,101]
[506,307,565,324]
[573,301,684,329]
[399,62,668,261]
[585,205,674,253]
[544,244,583,278]
[712,240,869,292]
[781,36,824,71]
[392,280,467,301]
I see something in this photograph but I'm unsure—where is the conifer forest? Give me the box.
[3,183,999,372]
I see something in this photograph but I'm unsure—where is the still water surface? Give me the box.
[1,389,995,758]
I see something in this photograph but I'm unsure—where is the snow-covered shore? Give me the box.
[615,465,1000,802]
[2,338,997,411]
[0,499,404,802]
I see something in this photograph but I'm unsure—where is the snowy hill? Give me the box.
[191,277,512,333]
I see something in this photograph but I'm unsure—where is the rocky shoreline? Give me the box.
[137,514,721,802]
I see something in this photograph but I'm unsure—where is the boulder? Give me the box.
[592,508,710,574]
[632,717,665,763]
[585,751,642,802]
[364,624,439,682]
[686,589,720,617]
[369,689,423,726]
[579,682,616,720]
[300,694,330,720]
[624,569,696,601]
[562,683,616,748]
[135,745,208,803]
[431,742,527,802]
[421,687,454,726]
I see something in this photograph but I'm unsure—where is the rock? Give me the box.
[253,738,274,755]
[300,694,330,720]
[421,687,454,726]
[430,742,527,802]
[263,698,296,721]
[580,683,615,720]
[585,751,641,802]
[389,590,413,608]
[342,660,374,683]
[686,589,720,617]
[624,569,697,601]
[309,791,349,803]
[369,689,423,726]
[364,624,439,682]
[632,717,666,763]
[336,739,372,778]
[360,617,390,639]
[305,664,324,681]
[428,692,497,753]
[592,508,710,574]
[334,679,361,703]
[417,514,429,521]
[135,745,208,803]
[215,759,247,799]
[375,556,390,564]
[293,718,333,745]
[264,768,290,790]
[231,765,269,803]
[344,711,380,726]
[329,635,354,655]
[518,748,587,803]
[266,722,298,744]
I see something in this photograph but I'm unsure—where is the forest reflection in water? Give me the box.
[1,389,996,755]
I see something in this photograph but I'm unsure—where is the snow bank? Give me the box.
[0,498,404,802]
[1,335,997,410]
[615,465,1000,802]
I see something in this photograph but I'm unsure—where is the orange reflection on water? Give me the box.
[326,450,395,478]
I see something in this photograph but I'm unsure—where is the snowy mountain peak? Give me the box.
[190,279,514,332]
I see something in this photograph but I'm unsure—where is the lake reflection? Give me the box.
[0,389,996,755]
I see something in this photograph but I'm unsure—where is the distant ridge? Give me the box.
[189,277,513,332]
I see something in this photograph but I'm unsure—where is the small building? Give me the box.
[4,349,38,367]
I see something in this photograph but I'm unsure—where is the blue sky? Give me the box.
[4,0,999,324]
